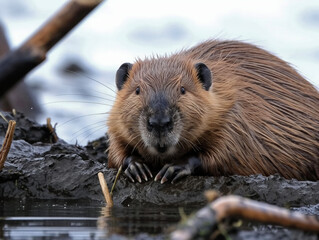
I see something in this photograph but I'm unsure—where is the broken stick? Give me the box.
[98,172,114,207]
[0,120,16,170]
[0,0,104,97]
[46,118,58,143]
[170,195,319,240]
[110,165,122,195]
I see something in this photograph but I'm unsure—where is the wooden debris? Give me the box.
[110,165,122,195]
[0,120,16,170]
[170,195,319,240]
[204,190,220,202]
[0,23,41,119]
[0,112,8,122]
[0,23,10,56]
[98,172,114,207]
[0,0,104,97]
[46,117,58,143]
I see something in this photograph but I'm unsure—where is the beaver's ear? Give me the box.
[116,63,133,90]
[195,63,212,91]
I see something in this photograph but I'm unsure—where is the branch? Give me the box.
[98,172,114,207]
[170,195,319,240]
[46,118,58,143]
[0,120,16,170]
[110,165,122,195]
[0,0,104,97]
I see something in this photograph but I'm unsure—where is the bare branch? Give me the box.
[0,120,16,170]
[0,0,104,97]
[170,195,319,240]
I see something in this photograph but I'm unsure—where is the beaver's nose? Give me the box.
[147,115,173,133]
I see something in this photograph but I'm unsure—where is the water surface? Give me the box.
[0,199,188,240]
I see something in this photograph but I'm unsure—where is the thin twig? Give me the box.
[178,207,188,223]
[110,165,122,195]
[98,172,114,207]
[46,118,58,143]
[0,112,8,123]
[0,120,16,170]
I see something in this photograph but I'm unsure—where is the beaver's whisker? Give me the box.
[43,100,113,106]
[176,140,185,150]
[107,122,137,125]
[179,137,191,150]
[89,89,116,98]
[69,120,106,136]
[71,125,106,144]
[55,94,115,102]
[180,135,199,151]
[66,70,117,94]
[124,135,140,152]
[59,112,109,127]
[131,139,143,154]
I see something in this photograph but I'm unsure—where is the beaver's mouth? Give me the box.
[146,142,176,156]
[139,108,182,156]
[156,144,167,153]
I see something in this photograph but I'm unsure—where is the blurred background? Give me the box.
[0,0,318,144]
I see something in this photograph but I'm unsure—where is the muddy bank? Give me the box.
[0,112,318,239]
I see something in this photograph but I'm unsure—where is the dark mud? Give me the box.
[0,112,318,239]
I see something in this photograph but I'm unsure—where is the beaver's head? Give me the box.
[110,57,213,159]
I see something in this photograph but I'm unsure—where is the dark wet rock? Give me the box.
[0,112,318,239]
[85,136,109,164]
[0,112,51,143]
[0,137,106,200]
[0,112,107,200]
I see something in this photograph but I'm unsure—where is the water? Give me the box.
[0,199,187,240]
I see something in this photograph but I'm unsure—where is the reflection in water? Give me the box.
[0,199,191,239]
[1,217,101,239]
[98,206,183,237]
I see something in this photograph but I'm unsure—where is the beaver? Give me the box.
[107,40,319,183]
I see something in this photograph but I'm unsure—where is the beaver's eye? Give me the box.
[136,87,140,95]
[181,87,186,95]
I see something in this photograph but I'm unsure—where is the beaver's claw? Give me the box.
[154,156,203,184]
[154,164,190,184]
[123,156,153,183]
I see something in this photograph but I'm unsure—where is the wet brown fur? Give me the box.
[107,40,319,181]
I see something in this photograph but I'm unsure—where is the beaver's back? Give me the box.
[183,40,319,180]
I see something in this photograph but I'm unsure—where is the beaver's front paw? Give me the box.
[154,156,203,184]
[123,156,153,183]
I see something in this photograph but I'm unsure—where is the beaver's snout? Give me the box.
[147,115,173,135]
[139,93,182,156]
[146,93,174,138]
[145,103,174,154]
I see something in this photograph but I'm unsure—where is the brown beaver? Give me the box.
[107,40,319,183]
